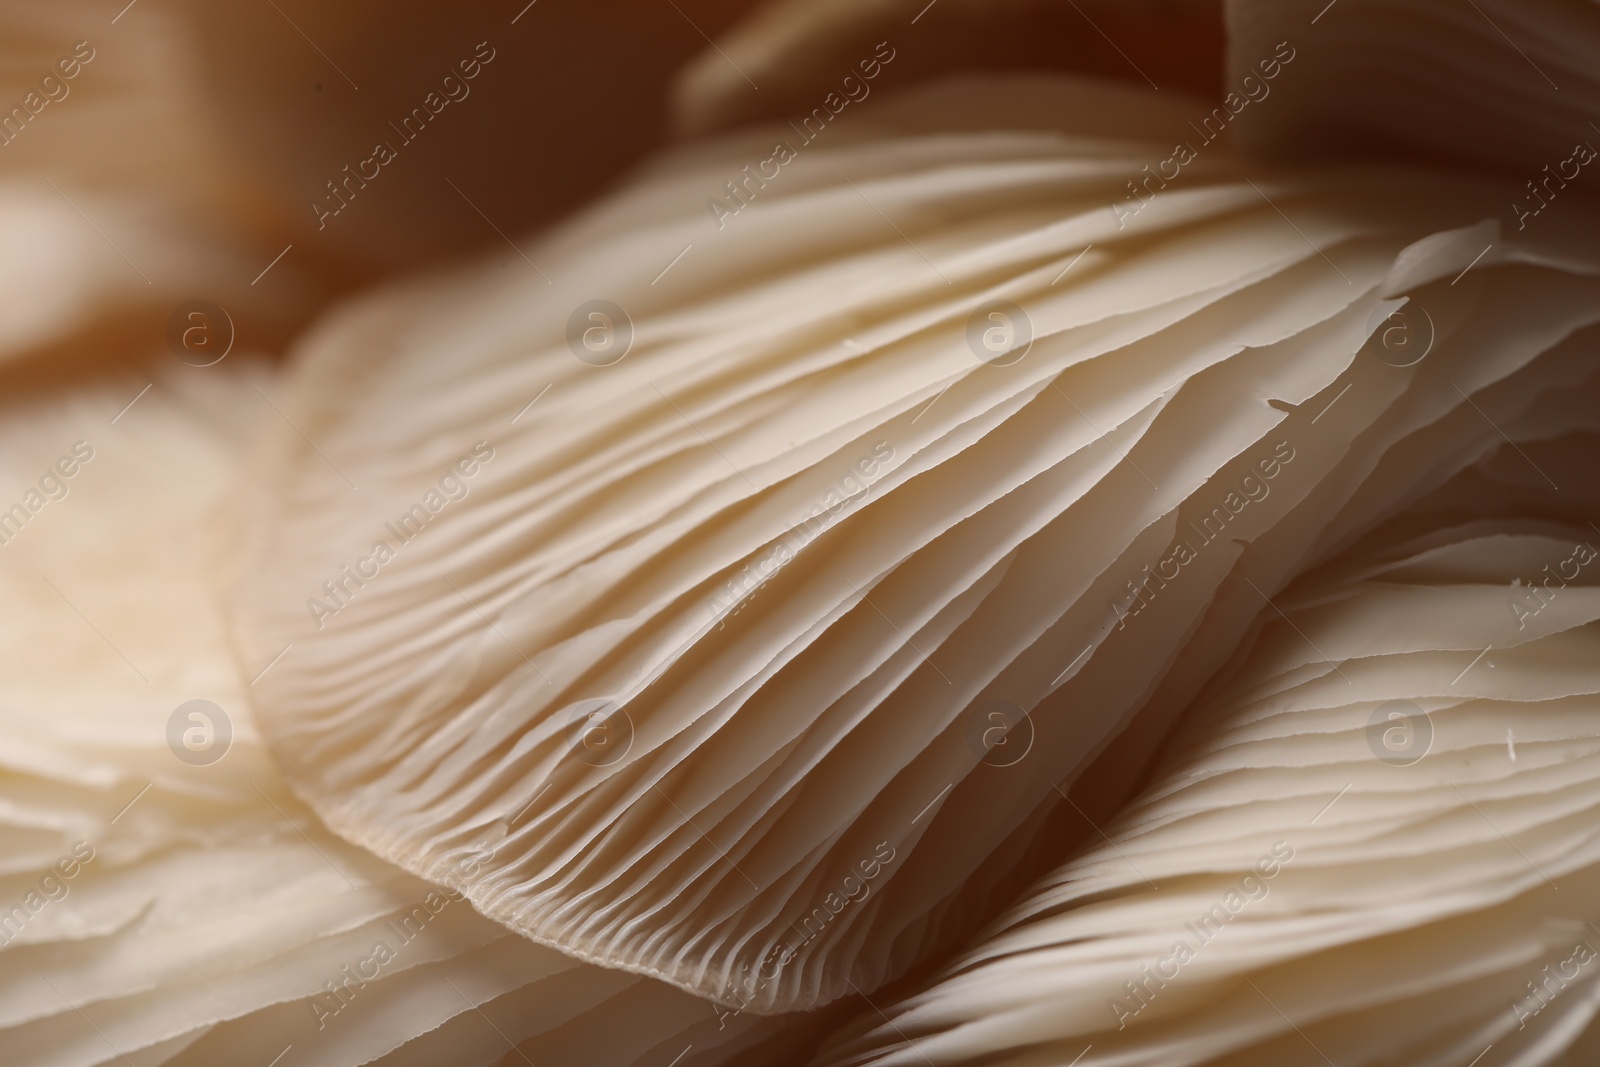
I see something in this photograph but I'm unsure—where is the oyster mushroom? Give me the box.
[0,362,819,1066]
[7,0,1599,1063]
[227,61,1600,1017]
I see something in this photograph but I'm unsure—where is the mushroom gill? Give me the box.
[811,437,1600,1066]
[0,362,821,1067]
[227,66,1600,1016]
[5,0,1598,1062]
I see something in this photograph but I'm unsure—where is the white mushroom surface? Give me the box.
[812,457,1600,1066]
[0,364,823,1067]
[4,0,1599,1062]
[228,72,1600,1015]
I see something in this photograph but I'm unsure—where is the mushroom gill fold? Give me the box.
[228,73,1600,1015]
[812,443,1600,1066]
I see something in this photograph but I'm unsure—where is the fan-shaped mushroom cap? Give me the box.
[228,70,1600,1015]
[0,363,818,1067]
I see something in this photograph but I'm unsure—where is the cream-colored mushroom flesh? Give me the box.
[0,362,825,1067]
[229,72,1600,1014]
[812,456,1600,1066]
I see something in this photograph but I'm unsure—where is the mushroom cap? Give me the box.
[228,67,1600,1016]
[0,361,818,1067]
